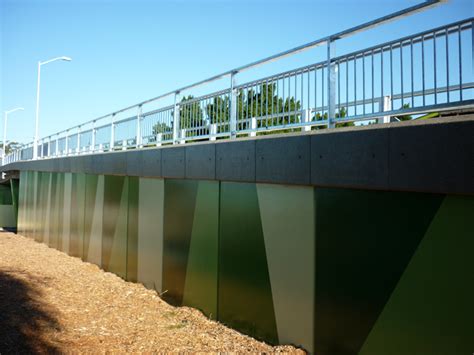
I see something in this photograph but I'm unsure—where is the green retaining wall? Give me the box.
[17,170,474,354]
[0,181,16,228]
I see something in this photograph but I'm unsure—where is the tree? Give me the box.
[313,106,355,129]
[395,103,413,121]
[152,95,206,140]
[236,83,302,134]
[0,141,21,155]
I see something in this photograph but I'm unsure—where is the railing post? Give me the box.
[302,109,312,132]
[91,120,96,152]
[173,92,180,145]
[327,38,336,128]
[77,126,81,155]
[249,117,257,137]
[378,95,392,124]
[156,133,162,147]
[47,136,51,158]
[65,130,69,155]
[110,114,115,151]
[230,72,238,138]
[55,136,59,157]
[210,124,217,141]
[136,105,142,148]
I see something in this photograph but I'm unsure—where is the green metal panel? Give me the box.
[162,179,198,306]
[43,172,53,245]
[61,173,73,254]
[127,176,139,282]
[55,173,65,251]
[17,171,27,234]
[84,174,104,266]
[256,183,315,352]
[35,172,46,243]
[182,180,219,318]
[25,171,35,238]
[0,184,13,205]
[219,181,278,344]
[10,179,19,225]
[33,171,39,239]
[0,205,15,227]
[70,173,86,259]
[359,195,474,355]
[48,173,59,249]
[313,188,444,355]
[102,175,128,279]
[136,177,164,292]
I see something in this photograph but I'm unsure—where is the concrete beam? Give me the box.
[3,114,473,195]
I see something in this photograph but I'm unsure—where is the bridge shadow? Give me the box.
[0,269,62,353]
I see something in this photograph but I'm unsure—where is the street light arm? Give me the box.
[5,107,24,115]
[39,56,72,66]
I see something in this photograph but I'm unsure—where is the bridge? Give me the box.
[1,6,473,355]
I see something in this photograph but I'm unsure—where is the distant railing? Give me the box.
[3,12,474,165]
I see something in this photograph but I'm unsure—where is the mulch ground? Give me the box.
[0,231,302,354]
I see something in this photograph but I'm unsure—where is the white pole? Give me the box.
[34,61,41,160]
[3,112,7,164]
[3,107,24,165]
[33,56,71,160]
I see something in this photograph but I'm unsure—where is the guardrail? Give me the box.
[3,9,474,165]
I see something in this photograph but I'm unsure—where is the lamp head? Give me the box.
[61,56,72,61]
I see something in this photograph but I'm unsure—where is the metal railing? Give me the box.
[3,9,474,165]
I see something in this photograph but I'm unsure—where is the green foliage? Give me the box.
[205,96,230,133]
[313,106,355,129]
[152,122,171,135]
[240,83,302,133]
[0,142,20,155]
[395,103,413,121]
[151,95,205,138]
[179,95,206,136]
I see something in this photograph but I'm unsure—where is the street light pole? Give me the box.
[33,56,72,160]
[3,107,24,165]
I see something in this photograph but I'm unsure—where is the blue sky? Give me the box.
[1,0,472,144]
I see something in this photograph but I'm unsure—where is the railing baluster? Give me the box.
[410,38,414,107]
[381,46,384,113]
[136,105,142,148]
[458,24,462,101]
[173,92,180,144]
[390,44,394,106]
[363,52,366,115]
[401,40,404,107]
[77,126,81,155]
[446,28,450,103]
[371,50,374,114]
[110,114,115,151]
[230,72,238,138]
[422,35,425,106]
[434,30,438,104]
[327,39,336,127]
[354,55,357,116]
[65,130,69,156]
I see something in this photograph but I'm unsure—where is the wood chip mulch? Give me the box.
[0,231,303,354]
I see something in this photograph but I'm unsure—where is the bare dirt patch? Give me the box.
[0,231,302,353]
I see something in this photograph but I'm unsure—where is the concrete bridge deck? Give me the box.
[2,113,473,196]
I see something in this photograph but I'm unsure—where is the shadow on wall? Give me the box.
[0,269,62,353]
